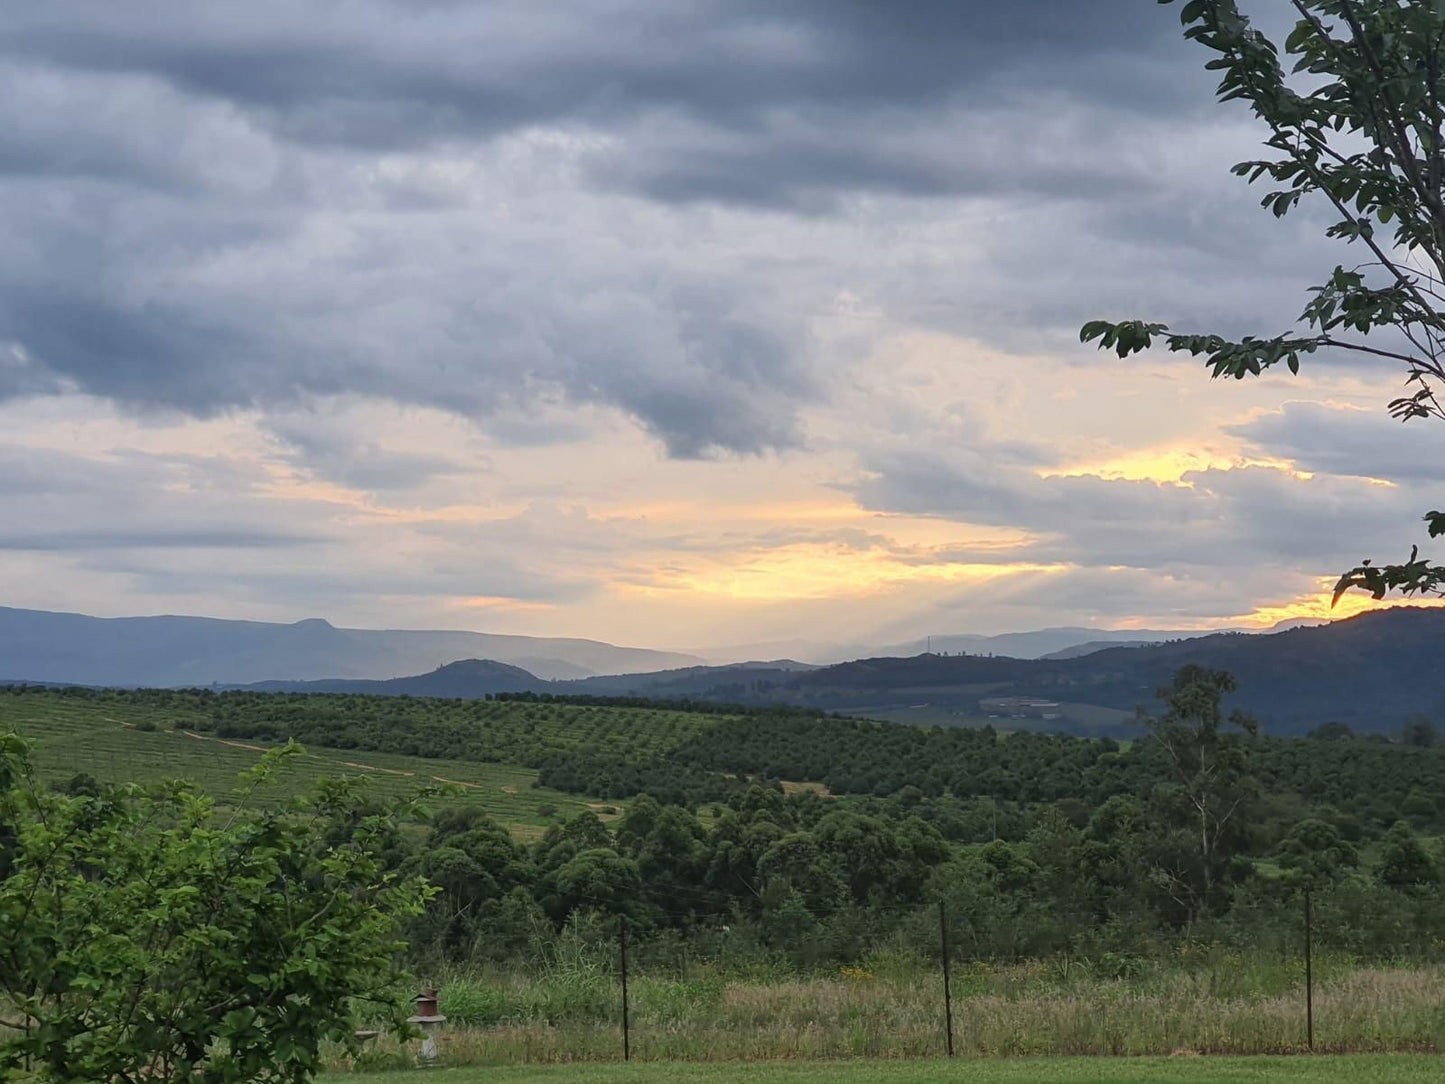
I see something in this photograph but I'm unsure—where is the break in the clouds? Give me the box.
[0,1,1440,647]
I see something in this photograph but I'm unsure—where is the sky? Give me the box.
[2,0,1442,650]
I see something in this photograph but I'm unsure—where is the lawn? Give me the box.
[325,1055,1445,1084]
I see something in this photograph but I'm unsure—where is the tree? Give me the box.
[1376,819,1439,888]
[1307,721,1356,741]
[1399,714,1440,747]
[1141,666,1258,909]
[1276,817,1359,886]
[412,807,534,954]
[1082,0,1445,600]
[0,733,434,1083]
[551,847,643,919]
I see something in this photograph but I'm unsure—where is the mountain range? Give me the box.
[0,606,703,684]
[206,607,1445,739]
[7,604,1438,736]
[0,605,1275,688]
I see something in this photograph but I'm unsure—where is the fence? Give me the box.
[337,886,1445,1070]
[606,892,1324,1063]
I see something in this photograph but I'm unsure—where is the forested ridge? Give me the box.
[594,608,1445,735]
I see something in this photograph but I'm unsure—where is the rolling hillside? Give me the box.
[0,689,603,835]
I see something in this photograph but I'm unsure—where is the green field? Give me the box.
[324,1055,1445,1084]
[0,691,607,834]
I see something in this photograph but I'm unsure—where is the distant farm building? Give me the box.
[980,696,1063,720]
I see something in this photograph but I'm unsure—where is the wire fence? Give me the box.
[604,893,1330,1063]
[362,886,1445,1070]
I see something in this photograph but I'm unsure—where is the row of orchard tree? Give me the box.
[407,674,1445,969]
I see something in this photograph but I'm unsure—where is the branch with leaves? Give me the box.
[1082,0,1445,601]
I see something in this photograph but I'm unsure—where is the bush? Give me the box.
[0,733,435,1082]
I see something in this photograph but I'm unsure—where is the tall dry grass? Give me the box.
[327,959,1445,1070]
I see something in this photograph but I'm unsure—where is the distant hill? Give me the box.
[0,606,703,686]
[554,607,1445,736]
[234,658,826,702]
[1039,639,1162,660]
[689,627,1223,665]
[871,627,1219,660]
[241,658,545,697]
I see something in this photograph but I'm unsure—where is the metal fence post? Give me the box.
[620,915,631,1062]
[939,899,955,1057]
[1304,887,1314,1052]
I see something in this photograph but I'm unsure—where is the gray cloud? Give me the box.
[853,446,1426,578]
[1230,401,1445,486]
[0,135,820,457]
[261,413,464,493]
[0,443,608,614]
[2,2,1197,159]
[0,444,335,548]
[0,0,1243,462]
[0,528,316,551]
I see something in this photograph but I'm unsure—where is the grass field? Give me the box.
[0,691,605,833]
[323,1054,1445,1084]
[325,959,1445,1069]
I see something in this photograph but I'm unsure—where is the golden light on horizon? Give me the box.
[1235,581,1445,629]
[456,596,558,613]
[622,542,1065,602]
[1041,448,1308,485]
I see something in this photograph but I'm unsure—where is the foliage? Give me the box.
[0,731,434,1083]
[1276,817,1359,886]
[1082,0,1445,599]
[10,678,1445,972]
[1376,819,1440,889]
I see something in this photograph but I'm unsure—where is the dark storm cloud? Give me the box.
[2,2,1196,159]
[0,0,1290,463]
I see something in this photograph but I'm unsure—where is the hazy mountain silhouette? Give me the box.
[0,606,703,685]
